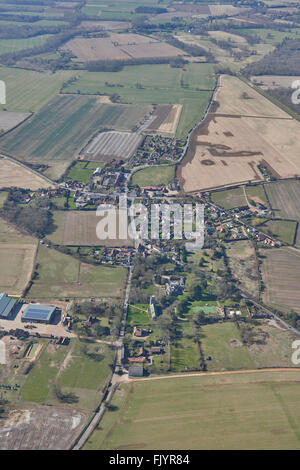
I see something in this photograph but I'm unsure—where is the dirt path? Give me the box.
[130,367,300,382]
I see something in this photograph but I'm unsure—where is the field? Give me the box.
[251,75,300,89]
[49,211,134,247]
[84,130,142,161]
[0,403,87,450]
[0,96,150,178]
[265,180,300,221]
[131,165,174,187]
[0,66,74,113]
[178,75,300,192]
[0,35,52,55]
[61,63,215,139]
[259,219,297,245]
[27,245,127,299]
[0,158,54,190]
[0,218,37,296]
[63,33,182,61]
[261,247,300,313]
[0,111,31,131]
[226,240,259,297]
[211,187,246,209]
[84,370,300,450]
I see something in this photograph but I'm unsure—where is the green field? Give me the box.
[63,63,215,138]
[211,187,246,209]
[259,219,297,245]
[0,66,74,112]
[84,371,300,450]
[21,339,114,410]
[0,191,8,208]
[0,95,149,178]
[0,35,52,55]
[27,245,127,299]
[66,161,104,183]
[131,165,174,187]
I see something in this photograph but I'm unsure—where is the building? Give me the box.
[0,293,17,319]
[149,295,158,319]
[129,366,144,377]
[21,304,57,324]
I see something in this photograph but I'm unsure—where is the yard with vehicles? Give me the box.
[26,245,127,299]
[178,75,300,193]
[84,370,300,450]
[0,95,150,179]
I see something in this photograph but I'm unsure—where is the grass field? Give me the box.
[131,165,174,187]
[62,63,215,138]
[226,240,259,297]
[0,35,52,55]
[84,370,300,450]
[211,187,246,209]
[265,180,300,221]
[261,247,300,313]
[0,95,149,178]
[259,219,297,244]
[0,66,74,113]
[27,245,126,299]
[0,217,37,296]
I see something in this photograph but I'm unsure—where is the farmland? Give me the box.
[84,370,300,450]
[258,219,297,245]
[27,245,127,299]
[0,158,54,190]
[265,180,300,221]
[178,75,300,192]
[0,35,53,55]
[49,211,134,247]
[84,130,142,161]
[226,240,259,297]
[131,165,174,187]
[0,218,37,296]
[0,66,74,113]
[0,95,150,178]
[63,33,182,61]
[261,247,300,313]
[0,111,31,132]
[61,63,215,138]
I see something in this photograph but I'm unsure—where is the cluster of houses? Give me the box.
[130,135,184,166]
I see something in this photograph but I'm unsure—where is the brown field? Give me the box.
[156,104,183,135]
[178,75,300,192]
[261,247,300,313]
[0,403,87,450]
[121,42,183,59]
[62,37,129,61]
[0,159,54,190]
[265,180,300,220]
[78,21,131,31]
[49,211,134,247]
[62,34,180,62]
[226,240,259,297]
[0,218,37,296]
[0,112,31,131]
[251,75,299,89]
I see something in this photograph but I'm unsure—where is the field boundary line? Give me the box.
[130,368,300,382]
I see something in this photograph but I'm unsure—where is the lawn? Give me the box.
[131,165,174,187]
[84,370,300,450]
[66,161,104,183]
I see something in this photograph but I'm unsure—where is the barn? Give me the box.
[21,304,57,324]
[0,293,16,319]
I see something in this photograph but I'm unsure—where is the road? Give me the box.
[72,262,134,450]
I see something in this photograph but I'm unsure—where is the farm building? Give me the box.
[0,293,17,319]
[21,304,57,324]
[129,366,144,377]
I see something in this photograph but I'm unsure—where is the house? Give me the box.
[150,346,162,354]
[0,293,17,319]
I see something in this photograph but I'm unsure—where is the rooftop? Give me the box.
[22,304,56,322]
[0,293,16,318]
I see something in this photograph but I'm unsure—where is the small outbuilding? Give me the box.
[129,366,144,377]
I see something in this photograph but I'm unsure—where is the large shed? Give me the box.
[0,293,16,319]
[22,304,57,324]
